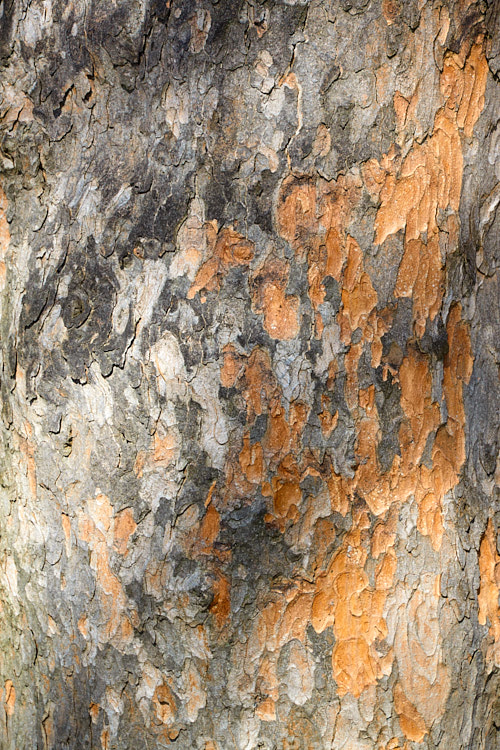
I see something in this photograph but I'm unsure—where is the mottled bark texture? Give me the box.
[0,0,499,747]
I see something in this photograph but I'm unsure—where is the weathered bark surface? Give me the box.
[0,0,499,747]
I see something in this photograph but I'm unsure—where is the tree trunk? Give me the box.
[0,0,499,747]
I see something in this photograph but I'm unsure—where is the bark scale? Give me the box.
[0,0,499,748]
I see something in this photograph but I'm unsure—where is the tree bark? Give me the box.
[0,0,499,747]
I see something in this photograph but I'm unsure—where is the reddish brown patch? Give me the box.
[393,91,409,128]
[272,479,302,523]
[198,505,220,554]
[320,176,363,283]
[135,430,178,477]
[262,283,300,340]
[416,305,473,549]
[220,345,244,388]
[89,702,100,722]
[277,172,363,339]
[382,0,402,24]
[210,572,231,628]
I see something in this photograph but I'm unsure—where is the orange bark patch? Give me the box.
[311,509,394,698]
[152,432,177,466]
[134,430,178,477]
[375,40,488,336]
[261,283,300,340]
[327,473,350,517]
[188,226,254,300]
[263,402,292,462]
[78,615,89,639]
[89,702,100,722]
[239,434,265,484]
[277,172,362,337]
[256,697,276,722]
[449,40,489,137]
[478,519,500,666]
[61,513,71,557]
[198,505,220,554]
[113,508,137,556]
[78,493,135,648]
[272,480,302,522]
[393,683,427,742]
[213,83,479,711]
[153,683,177,726]
[320,175,363,282]
[393,91,409,129]
[318,396,338,438]
[416,305,473,549]
[4,680,15,717]
[242,348,278,419]
[362,158,386,201]
[251,257,300,340]
[399,347,440,469]
[244,584,314,710]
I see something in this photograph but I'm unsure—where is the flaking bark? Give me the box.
[0,1,499,748]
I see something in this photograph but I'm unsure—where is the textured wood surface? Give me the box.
[0,0,499,747]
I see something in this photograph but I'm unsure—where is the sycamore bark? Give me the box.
[0,1,499,748]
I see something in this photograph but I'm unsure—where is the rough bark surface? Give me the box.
[0,0,499,748]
